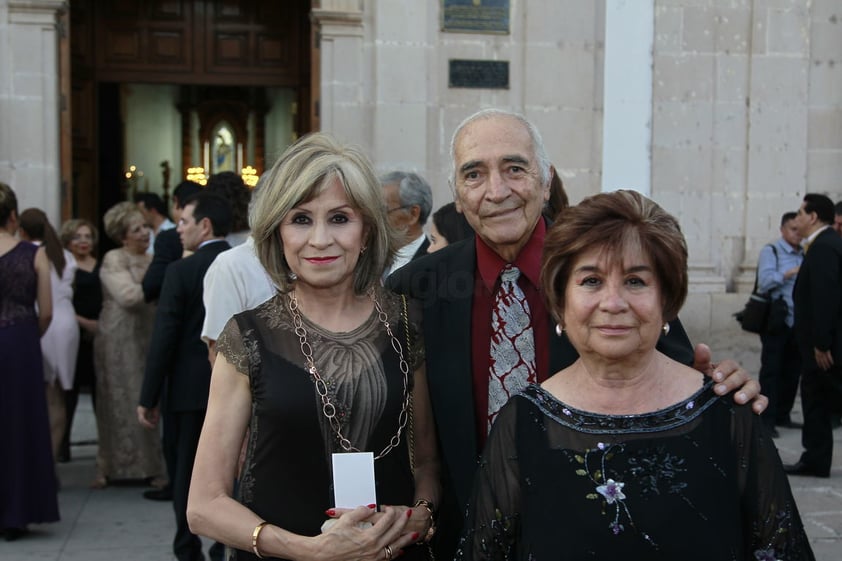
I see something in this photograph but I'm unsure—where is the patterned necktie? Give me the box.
[488,265,537,432]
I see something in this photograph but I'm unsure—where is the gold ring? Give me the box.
[384,545,393,560]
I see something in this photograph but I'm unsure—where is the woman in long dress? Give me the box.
[93,201,164,488]
[19,208,80,458]
[188,133,440,561]
[0,183,58,540]
[59,218,102,462]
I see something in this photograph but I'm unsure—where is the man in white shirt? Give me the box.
[380,171,433,277]
[200,235,275,358]
[201,175,276,362]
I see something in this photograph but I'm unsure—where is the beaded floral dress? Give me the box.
[93,248,163,481]
[0,242,59,529]
[217,289,428,561]
[456,382,815,561]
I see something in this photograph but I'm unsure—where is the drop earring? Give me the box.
[555,323,564,337]
[288,271,298,282]
[662,323,670,336]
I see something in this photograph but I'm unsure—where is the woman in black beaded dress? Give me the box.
[457,190,814,561]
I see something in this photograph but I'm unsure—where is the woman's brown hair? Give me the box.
[19,208,67,276]
[541,189,688,324]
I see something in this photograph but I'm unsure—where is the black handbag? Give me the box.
[735,244,788,335]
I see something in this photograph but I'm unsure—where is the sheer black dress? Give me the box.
[456,382,815,561]
[217,290,428,561]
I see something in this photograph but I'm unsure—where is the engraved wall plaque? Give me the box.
[448,59,509,89]
[442,0,510,34]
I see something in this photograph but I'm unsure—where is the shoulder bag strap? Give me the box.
[754,244,777,295]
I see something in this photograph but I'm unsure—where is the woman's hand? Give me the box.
[312,505,417,561]
[76,315,98,335]
[328,504,431,539]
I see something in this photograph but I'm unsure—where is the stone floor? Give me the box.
[2,393,841,560]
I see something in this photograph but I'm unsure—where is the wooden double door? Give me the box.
[68,0,316,223]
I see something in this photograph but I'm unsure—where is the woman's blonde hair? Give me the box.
[250,132,398,294]
[103,201,143,245]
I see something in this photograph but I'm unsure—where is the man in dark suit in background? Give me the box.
[388,108,766,558]
[140,180,203,503]
[380,171,433,277]
[142,180,203,302]
[785,193,842,478]
[138,192,232,561]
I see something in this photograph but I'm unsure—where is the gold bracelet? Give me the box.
[413,499,436,543]
[252,521,269,559]
[413,498,435,515]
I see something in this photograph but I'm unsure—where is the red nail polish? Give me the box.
[325,509,335,517]
[411,532,420,541]
[367,503,377,509]
[406,509,413,518]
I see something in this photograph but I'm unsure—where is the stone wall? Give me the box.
[0,0,65,227]
[652,0,842,294]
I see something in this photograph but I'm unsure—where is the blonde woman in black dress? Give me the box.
[188,133,440,561]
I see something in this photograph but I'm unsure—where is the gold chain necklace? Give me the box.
[288,288,410,460]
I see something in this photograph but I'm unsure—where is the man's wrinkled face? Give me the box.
[452,115,548,262]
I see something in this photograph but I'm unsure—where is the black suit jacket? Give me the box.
[793,227,842,368]
[142,228,183,302]
[387,234,695,510]
[411,237,430,261]
[140,240,230,412]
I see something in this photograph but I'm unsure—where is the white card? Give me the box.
[332,452,377,509]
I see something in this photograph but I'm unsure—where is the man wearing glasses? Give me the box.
[381,171,433,278]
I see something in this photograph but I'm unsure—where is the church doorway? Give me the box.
[67,0,315,226]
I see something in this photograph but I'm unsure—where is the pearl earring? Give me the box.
[555,323,564,337]
[662,323,670,336]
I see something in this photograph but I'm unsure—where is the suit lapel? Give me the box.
[411,237,430,261]
[422,240,480,506]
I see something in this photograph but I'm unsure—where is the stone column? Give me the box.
[0,0,66,225]
[310,0,371,149]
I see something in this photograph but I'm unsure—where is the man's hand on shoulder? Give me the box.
[692,343,768,414]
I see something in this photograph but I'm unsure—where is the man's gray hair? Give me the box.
[449,108,552,188]
[380,171,433,225]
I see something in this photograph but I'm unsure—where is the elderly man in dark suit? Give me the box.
[138,192,232,561]
[380,171,433,277]
[387,108,767,558]
[785,193,842,478]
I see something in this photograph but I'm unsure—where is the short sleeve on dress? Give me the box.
[216,315,259,376]
[406,297,425,373]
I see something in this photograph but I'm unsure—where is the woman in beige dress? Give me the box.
[92,201,164,488]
